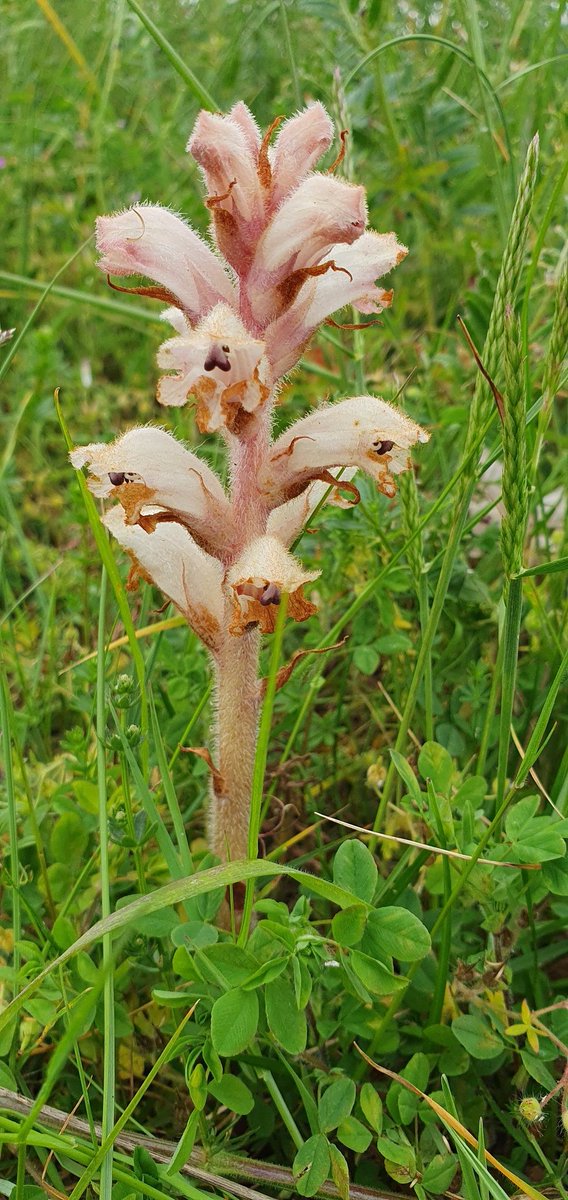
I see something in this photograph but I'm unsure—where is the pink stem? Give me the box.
[207,406,273,864]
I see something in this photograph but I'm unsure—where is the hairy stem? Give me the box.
[211,621,261,862]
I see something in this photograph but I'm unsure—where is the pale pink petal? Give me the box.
[270,102,334,207]
[188,110,264,225]
[259,396,428,504]
[70,425,232,557]
[104,506,224,653]
[156,303,270,436]
[96,204,235,324]
[229,101,262,158]
[264,230,407,377]
[227,535,320,635]
[267,470,357,546]
[248,175,367,326]
[160,306,191,336]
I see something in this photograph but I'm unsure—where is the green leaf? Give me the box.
[265,974,307,1054]
[331,905,367,947]
[188,1063,206,1111]
[241,957,289,990]
[199,943,258,988]
[360,1082,383,1133]
[350,950,406,996]
[389,750,422,804]
[377,1136,416,1168]
[422,1154,458,1193]
[520,1050,556,1091]
[333,840,378,903]
[452,1014,504,1060]
[166,1110,199,1176]
[209,1074,255,1115]
[541,857,568,895]
[418,741,454,793]
[210,988,259,1056]
[50,812,88,868]
[336,1116,372,1152]
[293,1135,330,1197]
[387,1053,430,1124]
[329,1143,350,1200]
[365,906,431,962]
[318,1077,356,1133]
[353,645,380,675]
[72,780,99,814]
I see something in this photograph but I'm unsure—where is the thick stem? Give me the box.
[210,620,261,861]
[207,401,274,864]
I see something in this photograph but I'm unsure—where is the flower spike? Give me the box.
[76,99,428,881]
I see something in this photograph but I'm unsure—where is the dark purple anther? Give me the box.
[204,343,231,372]
[109,471,126,485]
[259,583,281,606]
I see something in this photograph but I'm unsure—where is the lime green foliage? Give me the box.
[1,2,567,1199]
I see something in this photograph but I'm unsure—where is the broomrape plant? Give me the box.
[71,101,428,871]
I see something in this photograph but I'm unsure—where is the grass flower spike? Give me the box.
[72,101,428,876]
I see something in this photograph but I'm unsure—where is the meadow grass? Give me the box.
[0,2,567,1199]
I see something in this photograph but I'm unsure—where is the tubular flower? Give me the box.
[72,99,429,871]
[227,535,320,635]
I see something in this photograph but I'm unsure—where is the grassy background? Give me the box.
[0,1,567,1198]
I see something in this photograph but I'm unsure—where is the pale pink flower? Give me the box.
[264,231,406,378]
[157,303,269,436]
[260,396,428,505]
[96,204,235,325]
[269,103,334,207]
[70,426,233,557]
[104,507,224,653]
[227,535,320,635]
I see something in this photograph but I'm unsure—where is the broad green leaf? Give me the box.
[418,741,454,793]
[389,750,422,804]
[333,840,378,903]
[241,956,289,990]
[353,645,379,675]
[377,1136,416,1168]
[199,943,258,987]
[452,1014,504,1060]
[211,988,258,1056]
[209,1074,254,1115]
[541,857,568,895]
[337,1116,372,1152]
[365,906,431,962]
[331,905,367,947]
[50,812,88,868]
[387,1052,430,1124]
[505,795,539,836]
[265,975,307,1054]
[318,1077,356,1132]
[350,950,406,996]
[520,1050,556,1091]
[166,1110,199,1176]
[329,1143,349,1200]
[360,1082,383,1133]
[422,1154,458,1193]
[293,1135,330,1197]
